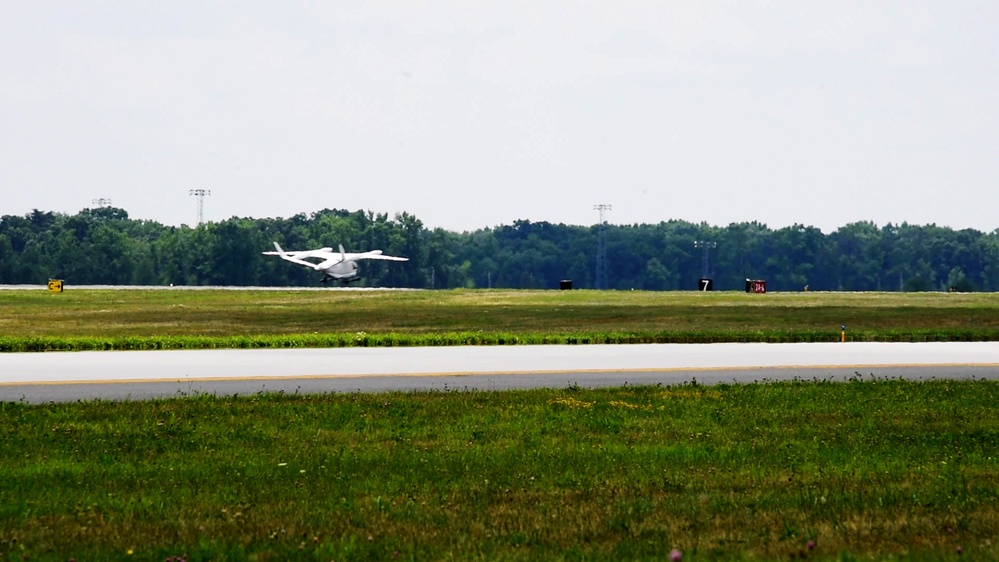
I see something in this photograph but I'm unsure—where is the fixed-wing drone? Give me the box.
[263,242,408,284]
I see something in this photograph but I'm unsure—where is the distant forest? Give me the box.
[1,207,997,292]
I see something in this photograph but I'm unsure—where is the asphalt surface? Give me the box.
[0,284,415,291]
[2,342,997,403]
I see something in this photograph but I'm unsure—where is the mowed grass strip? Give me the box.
[1,378,997,561]
[1,289,998,350]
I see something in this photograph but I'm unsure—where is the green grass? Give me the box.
[1,289,998,351]
[2,378,997,560]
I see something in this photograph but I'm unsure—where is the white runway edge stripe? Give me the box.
[1,342,998,385]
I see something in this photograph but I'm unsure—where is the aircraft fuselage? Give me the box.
[327,260,358,279]
[264,241,406,285]
[320,260,360,284]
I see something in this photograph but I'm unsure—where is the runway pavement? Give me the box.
[1,341,998,403]
[0,284,416,291]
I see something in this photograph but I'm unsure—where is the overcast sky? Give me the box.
[1,2,996,233]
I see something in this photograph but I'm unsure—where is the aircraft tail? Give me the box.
[262,241,288,256]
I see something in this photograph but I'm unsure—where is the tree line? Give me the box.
[1,207,997,292]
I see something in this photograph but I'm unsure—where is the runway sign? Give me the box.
[745,279,766,294]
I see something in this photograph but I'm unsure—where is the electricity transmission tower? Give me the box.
[694,240,717,278]
[594,204,612,289]
[91,198,112,207]
[189,189,211,225]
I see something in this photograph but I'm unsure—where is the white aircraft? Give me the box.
[263,242,408,284]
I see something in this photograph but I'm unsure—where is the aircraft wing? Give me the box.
[262,242,328,270]
[314,256,346,270]
[276,249,336,260]
[360,254,408,262]
[264,242,406,272]
[347,250,409,262]
[274,253,323,270]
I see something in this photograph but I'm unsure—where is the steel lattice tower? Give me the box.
[694,240,717,278]
[189,189,211,225]
[91,198,112,207]
[594,204,612,290]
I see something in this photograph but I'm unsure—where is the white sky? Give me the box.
[1,1,996,233]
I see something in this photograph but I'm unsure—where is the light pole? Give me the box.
[694,240,718,291]
[189,189,211,225]
[594,204,612,289]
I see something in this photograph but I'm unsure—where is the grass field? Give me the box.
[2,378,997,561]
[3,288,997,560]
[1,288,998,351]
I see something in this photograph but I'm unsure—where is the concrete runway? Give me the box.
[2,342,998,403]
[0,284,415,291]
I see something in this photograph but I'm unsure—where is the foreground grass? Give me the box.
[2,379,998,560]
[1,289,998,351]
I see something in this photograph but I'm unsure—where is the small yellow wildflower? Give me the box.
[550,397,593,409]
